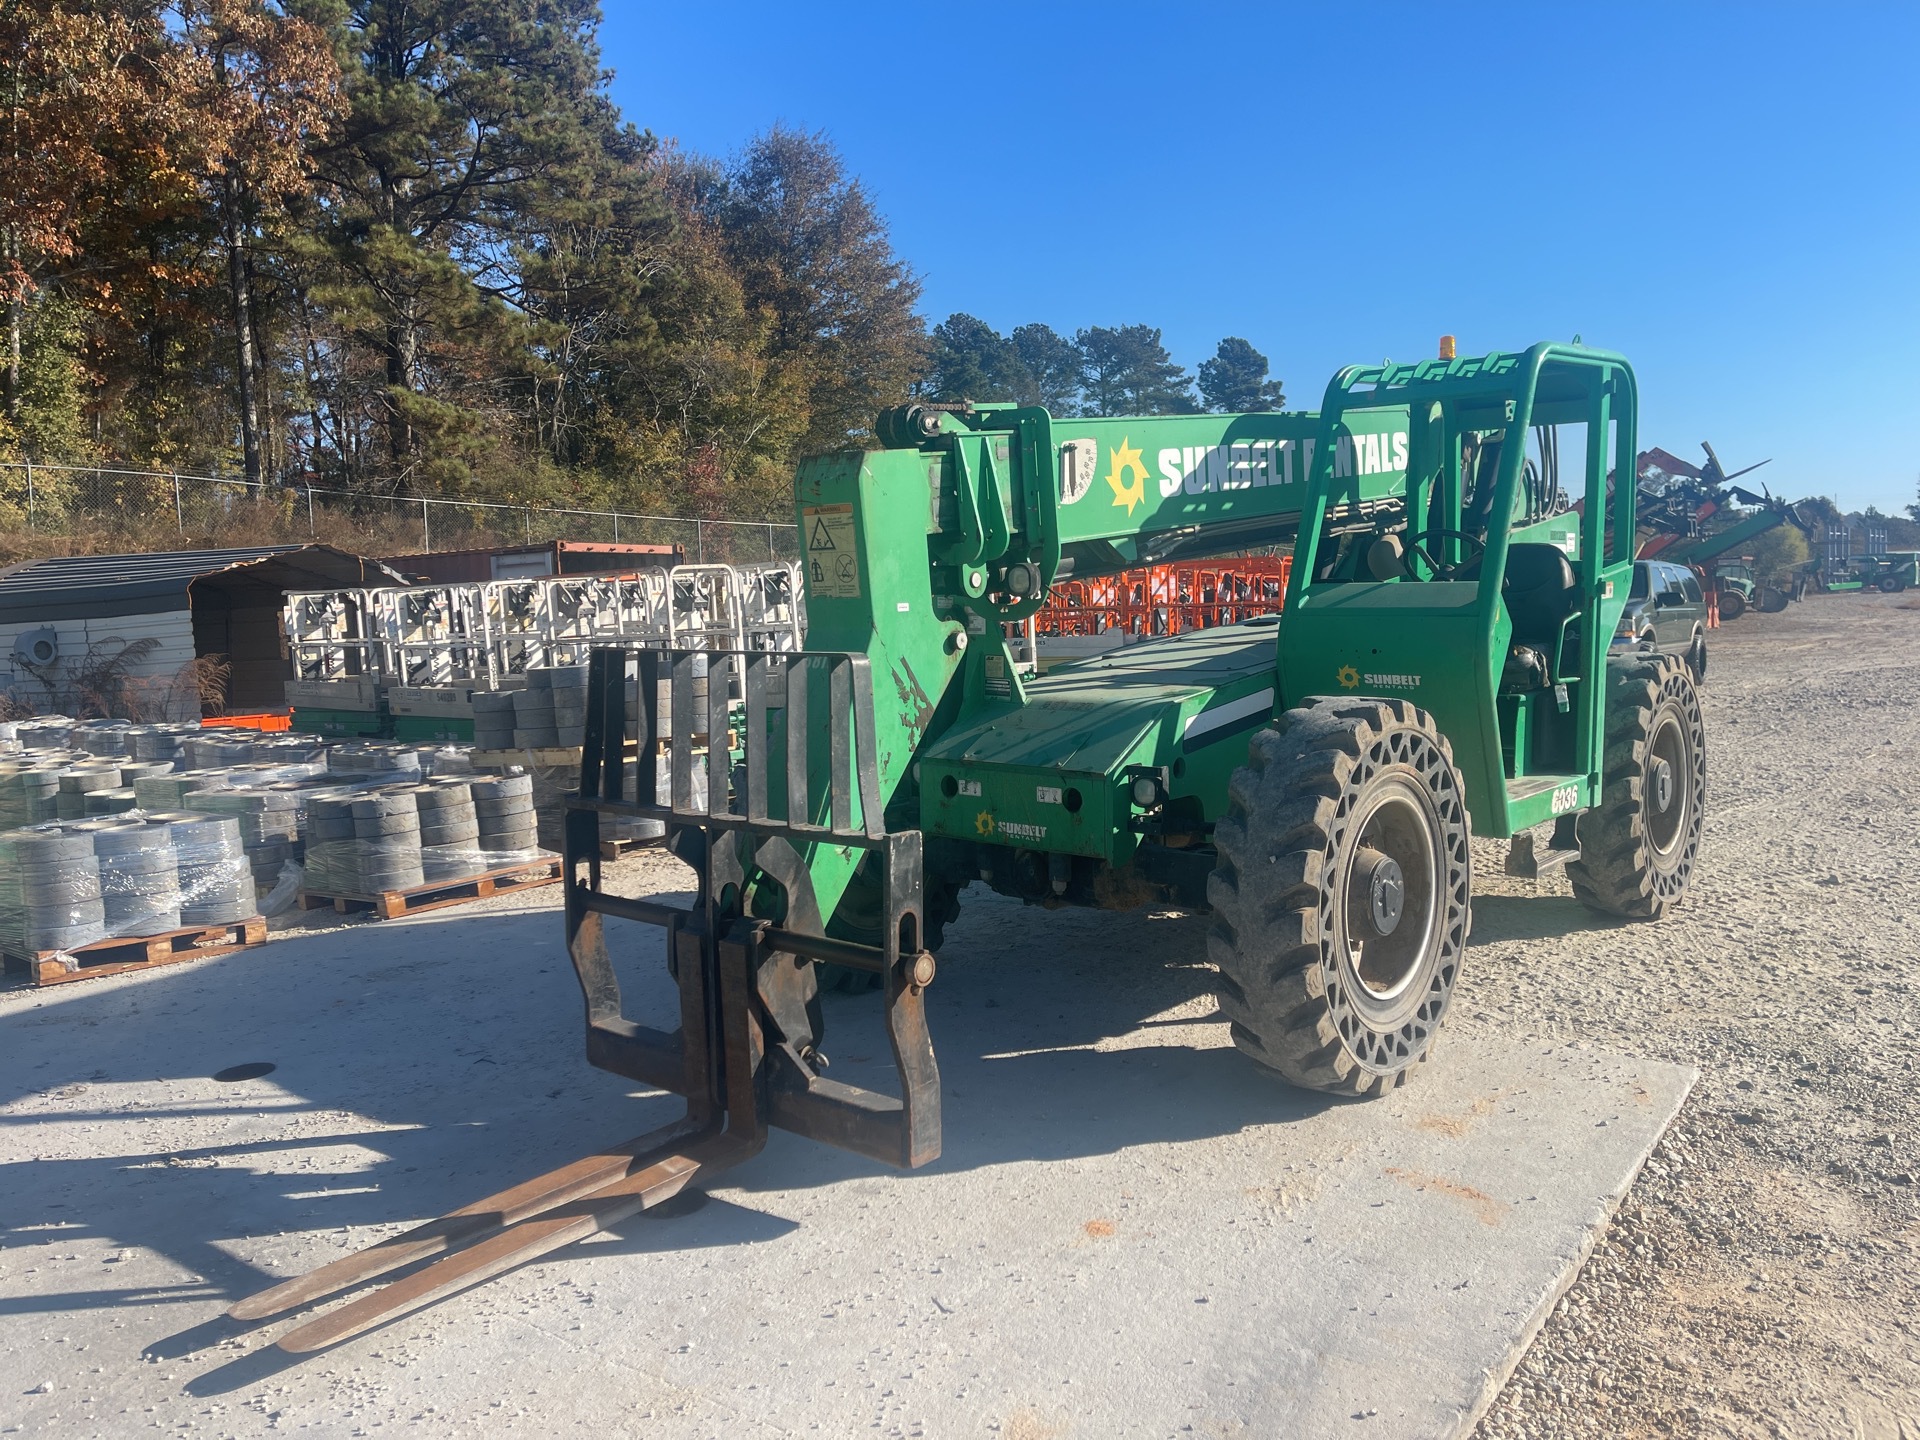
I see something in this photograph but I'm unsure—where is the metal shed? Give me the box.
[0,545,403,720]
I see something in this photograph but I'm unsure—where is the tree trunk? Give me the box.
[3,224,18,426]
[5,286,18,429]
[224,184,263,485]
[245,248,275,476]
[385,304,417,478]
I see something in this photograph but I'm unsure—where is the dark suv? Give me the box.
[1614,560,1708,681]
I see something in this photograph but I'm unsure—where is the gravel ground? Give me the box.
[1464,592,1920,1439]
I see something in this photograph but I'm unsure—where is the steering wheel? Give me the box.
[1400,528,1486,581]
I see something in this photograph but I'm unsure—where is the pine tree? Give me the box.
[1198,336,1285,413]
[927,314,1024,402]
[292,0,614,489]
[1074,324,1195,415]
[1011,323,1080,415]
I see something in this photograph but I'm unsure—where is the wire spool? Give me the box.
[302,795,359,894]
[55,766,122,819]
[0,768,61,828]
[351,790,423,891]
[12,829,108,951]
[82,788,140,816]
[472,692,517,749]
[152,813,255,924]
[91,821,184,936]
[416,780,480,881]
[470,773,538,854]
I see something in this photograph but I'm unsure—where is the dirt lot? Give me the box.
[1465,592,1920,1438]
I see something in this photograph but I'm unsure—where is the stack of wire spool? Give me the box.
[301,794,358,895]
[55,765,123,818]
[185,786,302,885]
[548,666,589,746]
[416,780,481,881]
[510,682,559,749]
[471,774,537,855]
[1,829,107,954]
[472,692,516,750]
[89,820,183,936]
[150,813,255,925]
[132,769,229,810]
[350,790,424,893]
[0,766,62,827]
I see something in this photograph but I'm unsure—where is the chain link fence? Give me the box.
[0,461,799,564]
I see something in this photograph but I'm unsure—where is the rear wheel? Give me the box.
[1878,576,1906,594]
[1567,655,1705,919]
[1208,699,1472,1096]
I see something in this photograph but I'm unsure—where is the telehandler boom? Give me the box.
[236,342,1705,1349]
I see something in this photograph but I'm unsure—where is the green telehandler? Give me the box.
[237,342,1706,1350]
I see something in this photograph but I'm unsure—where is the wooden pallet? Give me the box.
[599,834,666,860]
[468,739,641,769]
[3,917,268,988]
[298,857,562,921]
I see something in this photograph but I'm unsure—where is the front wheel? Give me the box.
[1879,576,1906,594]
[1208,699,1472,1096]
[1567,655,1705,919]
[1717,586,1748,620]
[1686,632,1707,685]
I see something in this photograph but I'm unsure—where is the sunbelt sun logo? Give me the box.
[1106,437,1149,516]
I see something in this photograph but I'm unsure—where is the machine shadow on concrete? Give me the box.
[1,882,1691,1437]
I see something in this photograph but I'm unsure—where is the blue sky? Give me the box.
[601,2,1920,515]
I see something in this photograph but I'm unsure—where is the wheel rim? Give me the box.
[1337,777,1442,1020]
[1645,711,1692,858]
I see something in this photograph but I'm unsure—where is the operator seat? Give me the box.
[1501,543,1580,683]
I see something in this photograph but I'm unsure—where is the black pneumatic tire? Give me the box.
[1687,632,1708,685]
[1717,587,1747,621]
[1567,655,1705,919]
[1879,576,1906,594]
[1208,698,1473,1097]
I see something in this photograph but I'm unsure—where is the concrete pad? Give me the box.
[0,888,1692,1437]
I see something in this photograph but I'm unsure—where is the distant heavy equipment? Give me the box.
[1634,443,1813,618]
[237,342,1707,1349]
[1832,552,1920,594]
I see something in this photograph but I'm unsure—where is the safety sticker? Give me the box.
[802,504,860,598]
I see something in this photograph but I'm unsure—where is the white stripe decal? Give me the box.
[1182,687,1275,744]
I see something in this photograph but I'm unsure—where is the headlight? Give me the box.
[1614,613,1637,637]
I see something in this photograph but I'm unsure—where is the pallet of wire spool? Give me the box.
[3,917,268,988]
[297,857,561,921]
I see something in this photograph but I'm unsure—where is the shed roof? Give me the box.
[0,545,404,624]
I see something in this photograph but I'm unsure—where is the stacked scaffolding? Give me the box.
[285,560,803,703]
[1035,557,1293,641]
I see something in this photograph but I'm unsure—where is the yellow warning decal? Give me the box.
[802,504,860,599]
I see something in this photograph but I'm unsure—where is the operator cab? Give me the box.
[1279,344,1639,837]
